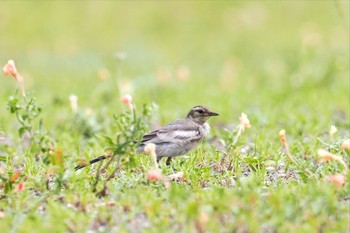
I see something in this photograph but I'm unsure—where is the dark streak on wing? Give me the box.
[141,129,159,143]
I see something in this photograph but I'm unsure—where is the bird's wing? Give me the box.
[141,120,201,144]
[140,129,159,143]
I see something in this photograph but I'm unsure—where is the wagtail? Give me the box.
[137,105,219,165]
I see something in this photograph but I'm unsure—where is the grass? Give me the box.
[0,1,349,232]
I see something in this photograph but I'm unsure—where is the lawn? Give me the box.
[0,1,349,232]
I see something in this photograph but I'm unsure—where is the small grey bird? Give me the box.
[137,105,219,165]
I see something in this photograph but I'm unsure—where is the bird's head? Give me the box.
[186,106,219,124]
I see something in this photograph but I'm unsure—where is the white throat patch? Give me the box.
[203,123,210,136]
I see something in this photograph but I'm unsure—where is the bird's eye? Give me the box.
[197,109,204,114]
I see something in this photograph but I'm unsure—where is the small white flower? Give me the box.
[69,95,78,112]
[329,125,337,137]
[239,113,251,130]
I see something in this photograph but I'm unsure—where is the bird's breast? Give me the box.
[202,123,210,136]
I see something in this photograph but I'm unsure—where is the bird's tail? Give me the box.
[74,155,111,171]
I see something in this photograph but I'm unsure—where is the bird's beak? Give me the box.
[209,111,219,116]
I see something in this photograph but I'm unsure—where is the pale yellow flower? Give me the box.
[279,129,286,144]
[239,112,251,130]
[144,143,159,169]
[329,125,337,137]
[69,95,78,112]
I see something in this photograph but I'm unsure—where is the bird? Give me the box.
[137,105,219,165]
[74,105,218,170]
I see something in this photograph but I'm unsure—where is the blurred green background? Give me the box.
[1,1,349,127]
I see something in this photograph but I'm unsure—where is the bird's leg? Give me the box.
[165,157,178,172]
[165,157,172,166]
[157,156,163,163]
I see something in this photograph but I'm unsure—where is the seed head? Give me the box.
[120,94,133,110]
[3,60,18,79]
[146,170,163,181]
[325,174,346,188]
[239,112,251,130]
